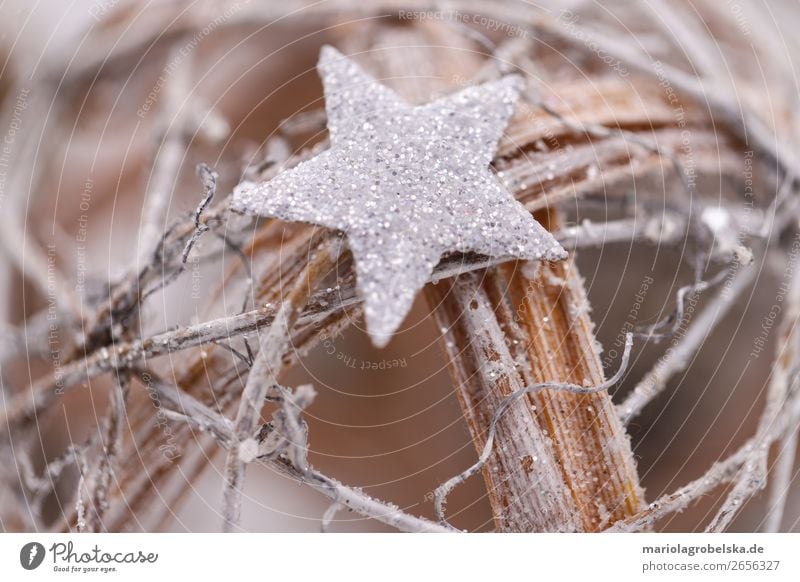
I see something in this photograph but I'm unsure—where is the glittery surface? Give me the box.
[233,46,567,347]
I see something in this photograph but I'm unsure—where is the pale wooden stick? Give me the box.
[220,237,339,531]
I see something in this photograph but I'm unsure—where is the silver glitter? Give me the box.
[233,46,567,347]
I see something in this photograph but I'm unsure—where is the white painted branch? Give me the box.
[618,263,756,423]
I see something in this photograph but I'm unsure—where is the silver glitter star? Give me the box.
[233,46,567,347]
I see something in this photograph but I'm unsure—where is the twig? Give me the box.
[221,237,339,532]
[606,438,755,532]
[608,390,800,532]
[764,429,798,532]
[18,441,91,524]
[138,369,452,533]
[645,0,723,81]
[320,500,344,533]
[140,164,218,302]
[635,267,731,342]
[711,240,800,531]
[3,216,677,438]
[759,168,798,240]
[521,83,696,204]
[269,384,316,472]
[79,185,229,359]
[618,261,756,424]
[527,11,800,178]
[0,85,83,319]
[137,43,195,265]
[84,372,130,532]
[213,231,254,314]
[73,450,91,532]
[557,213,687,251]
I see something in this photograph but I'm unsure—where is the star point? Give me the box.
[233,47,567,347]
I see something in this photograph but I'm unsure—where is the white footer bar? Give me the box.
[1,533,798,580]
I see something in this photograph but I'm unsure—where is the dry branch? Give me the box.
[221,235,340,531]
[139,370,453,533]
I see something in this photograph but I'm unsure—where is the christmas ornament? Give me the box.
[233,46,566,347]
